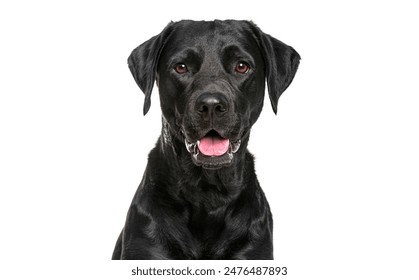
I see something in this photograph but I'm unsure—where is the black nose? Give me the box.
[195,93,228,119]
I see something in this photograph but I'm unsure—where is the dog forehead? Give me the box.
[165,20,255,53]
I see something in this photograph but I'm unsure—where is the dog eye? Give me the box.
[174,63,188,74]
[235,62,250,74]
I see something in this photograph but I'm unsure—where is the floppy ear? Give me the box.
[251,24,301,114]
[128,23,173,115]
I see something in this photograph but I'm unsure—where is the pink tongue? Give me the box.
[198,136,229,156]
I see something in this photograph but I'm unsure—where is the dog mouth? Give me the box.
[184,130,241,169]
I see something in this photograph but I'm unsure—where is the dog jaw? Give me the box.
[184,136,241,169]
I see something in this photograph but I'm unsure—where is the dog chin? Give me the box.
[184,138,241,169]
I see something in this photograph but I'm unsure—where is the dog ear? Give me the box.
[128,23,173,115]
[250,24,301,114]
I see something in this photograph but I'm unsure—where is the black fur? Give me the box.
[112,20,300,260]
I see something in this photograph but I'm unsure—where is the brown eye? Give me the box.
[174,63,188,74]
[235,62,250,74]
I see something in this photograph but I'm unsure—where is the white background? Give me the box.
[1,0,418,279]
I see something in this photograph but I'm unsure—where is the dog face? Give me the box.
[128,20,300,169]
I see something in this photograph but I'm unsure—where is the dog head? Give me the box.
[128,20,300,169]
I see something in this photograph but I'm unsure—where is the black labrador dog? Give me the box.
[112,20,300,260]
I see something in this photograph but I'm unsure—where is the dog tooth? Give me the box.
[231,140,241,153]
[193,142,199,155]
[184,139,195,153]
[227,152,234,160]
[193,150,199,160]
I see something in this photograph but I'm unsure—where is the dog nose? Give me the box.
[196,93,228,119]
